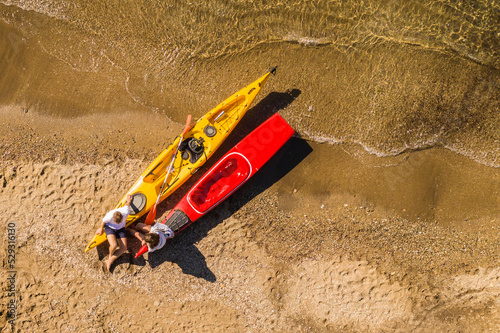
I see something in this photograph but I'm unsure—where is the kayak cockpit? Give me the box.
[188,153,251,214]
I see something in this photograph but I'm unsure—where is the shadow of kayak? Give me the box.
[111,89,311,281]
[145,136,312,282]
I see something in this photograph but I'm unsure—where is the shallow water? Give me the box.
[0,0,499,167]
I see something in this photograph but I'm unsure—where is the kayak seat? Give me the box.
[189,155,251,213]
[179,137,205,164]
[129,193,147,215]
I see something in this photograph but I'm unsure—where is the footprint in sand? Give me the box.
[284,258,412,331]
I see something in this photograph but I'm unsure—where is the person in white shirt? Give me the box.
[128,221,174,252]
[96,194,132,272]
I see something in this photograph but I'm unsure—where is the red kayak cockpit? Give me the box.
[188,152,252,214]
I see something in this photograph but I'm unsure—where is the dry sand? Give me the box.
[1,106,500,332]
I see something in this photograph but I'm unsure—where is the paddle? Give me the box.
[135,244,148,258]
[144,114,192,225]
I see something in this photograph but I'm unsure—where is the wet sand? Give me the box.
[1,106,499,332]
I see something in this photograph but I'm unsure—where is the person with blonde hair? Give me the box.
[96,194,132,272]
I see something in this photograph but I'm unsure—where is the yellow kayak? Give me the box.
[85,67,276,252]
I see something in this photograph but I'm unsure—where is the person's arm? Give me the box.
[119,194,133,217]
[96,220,106,235]
[127,223,146,246]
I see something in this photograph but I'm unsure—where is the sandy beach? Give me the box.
[1,105,499,332]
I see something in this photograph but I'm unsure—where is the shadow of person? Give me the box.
[146,237,217,282]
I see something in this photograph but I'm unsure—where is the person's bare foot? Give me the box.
[105,259,112,273]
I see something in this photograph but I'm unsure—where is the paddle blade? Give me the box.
[135,244,149,258]
[144,203,157,225]
[182,114,192,136]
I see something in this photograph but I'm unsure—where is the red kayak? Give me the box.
[135,113,294,258]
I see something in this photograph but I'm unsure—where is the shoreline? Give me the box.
[1,103,498,228]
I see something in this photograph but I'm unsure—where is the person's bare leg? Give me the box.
[106,237,128,272]
[107,234,118,257]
